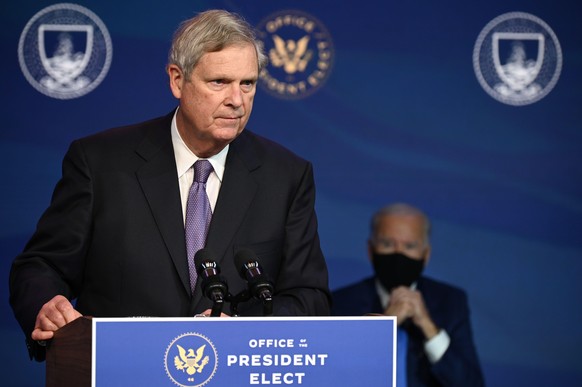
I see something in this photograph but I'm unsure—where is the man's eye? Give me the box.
[241,81,255,90]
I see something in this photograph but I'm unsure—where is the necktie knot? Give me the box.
[194,160,213,183]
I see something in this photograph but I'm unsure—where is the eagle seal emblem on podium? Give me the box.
[165,332,218,387]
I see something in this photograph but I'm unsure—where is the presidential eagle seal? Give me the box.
[165,332,218,387]
[473,12,562,106]
[256,10,334,100]
[18,3,113,99]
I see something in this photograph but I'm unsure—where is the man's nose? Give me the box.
[225,84,243,107]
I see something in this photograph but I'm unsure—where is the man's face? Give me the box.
[370,214,429,262]
[169,43,258,157]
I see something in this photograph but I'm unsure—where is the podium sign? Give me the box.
[92,316,395,386]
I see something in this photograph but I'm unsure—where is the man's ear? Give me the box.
[167,64,184,99]
[422,245,432,267]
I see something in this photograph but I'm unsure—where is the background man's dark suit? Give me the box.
[332,276,484,387]
[10,111,330,360]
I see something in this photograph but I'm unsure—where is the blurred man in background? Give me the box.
[332,203,484,386]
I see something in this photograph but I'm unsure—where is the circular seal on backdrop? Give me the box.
[256,10,334,100]
[473,12,562,106]
[18,3,113,100]
[164,332,218,387]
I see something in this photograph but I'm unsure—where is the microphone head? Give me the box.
[197,260,221,277]
[194,248,215,271]
[234,250,274,311]
[193,248,227,301]
[234,248,261,278]
[195,248,221,280]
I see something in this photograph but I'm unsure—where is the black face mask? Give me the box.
[372,252,424,291]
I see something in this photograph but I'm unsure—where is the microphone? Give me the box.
[234,249,274,305]
[194,248,228,316]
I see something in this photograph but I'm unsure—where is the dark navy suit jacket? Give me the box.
[332,276,485,387]
[10,111,330,361]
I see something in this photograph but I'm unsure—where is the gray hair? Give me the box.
[167,9,268,80]
[369,203,431,243]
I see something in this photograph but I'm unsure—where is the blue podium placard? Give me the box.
[92,316,395,386]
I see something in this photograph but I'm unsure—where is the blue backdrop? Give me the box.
[2,0,581,385]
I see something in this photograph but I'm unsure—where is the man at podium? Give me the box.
[332,203,484,386]
[9,9,330,362]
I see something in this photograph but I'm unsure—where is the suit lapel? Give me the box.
[135,113,192,297]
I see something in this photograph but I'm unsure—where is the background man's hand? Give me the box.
[385,286,439,339]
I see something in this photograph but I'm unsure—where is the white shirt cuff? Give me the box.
[424,329,450,363]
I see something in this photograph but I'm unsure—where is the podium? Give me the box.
[47,316,92,387]
[47,316,395,386]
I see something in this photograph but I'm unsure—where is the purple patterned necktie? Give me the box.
[185,159,213,294]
